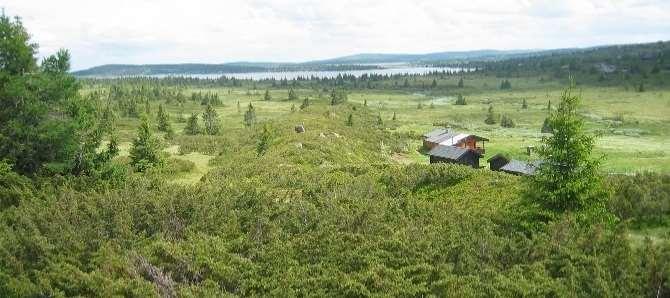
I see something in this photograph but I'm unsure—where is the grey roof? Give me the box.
[486,153,509,163]
[428,145,469,160]
[422,128,448,139]
[426,131,460,144]
[424,130,489,144]
[500,159,539,175]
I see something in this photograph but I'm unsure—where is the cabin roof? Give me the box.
[422,128,448,139]
[486,153,510,163]
[500,159,540,175]
[438,133,470,146]
[425,130,489,144]
[428,145,471,160]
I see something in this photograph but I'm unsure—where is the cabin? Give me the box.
[487,154,510,171]
[428,145,482,168]
[488,155,540,176]
[422,129,488,154]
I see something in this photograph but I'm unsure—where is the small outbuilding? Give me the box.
[428,145,482,168]
[487,154,510,171]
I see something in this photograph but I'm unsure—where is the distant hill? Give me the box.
[73,42,666,77]
[72,62,381,77]
[309,49,547,64]
[73,48,556,77]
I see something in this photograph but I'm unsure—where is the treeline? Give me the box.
[73,62,382,76]
[80,69,471,91]
[471,41,670,83]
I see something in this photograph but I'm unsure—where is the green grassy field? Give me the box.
[101,75,670,179]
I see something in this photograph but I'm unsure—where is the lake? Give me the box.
[144,66,467,81]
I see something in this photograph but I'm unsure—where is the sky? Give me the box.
[3,0,670,71]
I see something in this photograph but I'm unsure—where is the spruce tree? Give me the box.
[485,105,497,124]
[157,104,170,132]
[458,77,464,88]
[528,85,610,224]
[202,104,221,135]
[264,89,271,101]
[455,94,467,105]
[522,98,528,109]
[0,16,108,175]
[129,117,164,172]
[392,111,397,121]
[500,115,515,128]
[184,113,200,135]
[244,103,257,127]
[256,124,273,156]
[431,79,438,88]
[300,97,310,110]
[288,88,298,101]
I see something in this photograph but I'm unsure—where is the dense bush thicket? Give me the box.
[609,173,670,226]
[2,158,670,296]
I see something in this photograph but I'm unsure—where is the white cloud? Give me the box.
[3,0,669,70]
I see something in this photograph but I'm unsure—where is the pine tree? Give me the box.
[431,79,438,88]
[403,78,410,88]
[376,113,384,126]
[485,105,497,124]
[129,117,164,172]
[522,98,528,109]
[264,89,271,101]
[244,103,257,127]
[392,111,397,121]
[184,113,200,135]
[157,104,170,132]
[202,104,221,135]
[458,77,464,88]
[528,85,610,224]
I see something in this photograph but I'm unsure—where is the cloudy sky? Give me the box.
[3,0,669,70]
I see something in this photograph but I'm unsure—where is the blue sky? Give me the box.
[4,0,669,70]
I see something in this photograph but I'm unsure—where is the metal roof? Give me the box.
[426,131,460,144]
[439,133,470,146]
[500,159,539,175]
[428,145,470,160]
[425,130,489,144]
[422,128,448,139]
[486,153,509,163]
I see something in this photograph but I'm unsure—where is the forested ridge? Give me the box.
[2,14,670,297]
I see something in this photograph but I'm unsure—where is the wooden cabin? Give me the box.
[422,129,488,154]
[428,145,482,168]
